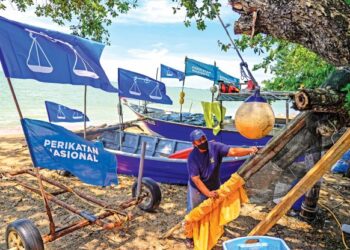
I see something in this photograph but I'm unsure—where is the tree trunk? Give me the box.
[230,0,350,66]
[291,68,350,125]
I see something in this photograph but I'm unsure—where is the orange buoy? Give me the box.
[235,89,275,139]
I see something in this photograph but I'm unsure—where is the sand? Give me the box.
[0,130,349,250]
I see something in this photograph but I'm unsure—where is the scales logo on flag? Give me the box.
[26,28,99,79]
[45,101,89,123]
[118,68,172,105]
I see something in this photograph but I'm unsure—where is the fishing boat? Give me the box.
[99,130,250,185]
[124,99,289,146]
[121,61,294,145]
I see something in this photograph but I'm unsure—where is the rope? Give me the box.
[210,1,259,87]
[319,203,349,249]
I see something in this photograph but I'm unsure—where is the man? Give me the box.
[185,129,258,248]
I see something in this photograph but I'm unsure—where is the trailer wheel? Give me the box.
[6,219,44,250]
[132,177,161,212]
[57,170,72,177]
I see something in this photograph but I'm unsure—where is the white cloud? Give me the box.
[115,0,235,25]
[127,48,169,59]
[0,5,70,33]
[116,0,186,24]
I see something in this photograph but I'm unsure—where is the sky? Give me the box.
[0,0,273,89]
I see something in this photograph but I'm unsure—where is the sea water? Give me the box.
[0,75,298,134]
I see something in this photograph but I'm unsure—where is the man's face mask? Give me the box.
[197,140,208,151]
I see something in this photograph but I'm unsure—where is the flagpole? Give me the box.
[212,61,216,103]
[84,85,87,139]
[180,56,187,122]
[6,77,56,236]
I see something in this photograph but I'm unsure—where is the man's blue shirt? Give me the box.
[187,141,230,191]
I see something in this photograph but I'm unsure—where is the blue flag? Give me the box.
[22,118,118,186]
[160,64,185,81]
[118,68,173,105]
[217,69,240,86]
[45,101,89,123]
[185,58,218,81]
[0,16,118,93]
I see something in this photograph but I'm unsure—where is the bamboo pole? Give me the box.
[249,128,350,236]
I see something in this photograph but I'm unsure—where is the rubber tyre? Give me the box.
[6,219,44,250]
[132,177,161,212]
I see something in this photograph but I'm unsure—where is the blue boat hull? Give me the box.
[100,126,252,185]
[127,103,272,146]
[143,117,271,146]
[116,153,246,185]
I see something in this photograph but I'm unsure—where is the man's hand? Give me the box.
[249,146,259,155]
[206,191,219,199]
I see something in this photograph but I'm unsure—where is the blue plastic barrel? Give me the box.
[223,236,290,250]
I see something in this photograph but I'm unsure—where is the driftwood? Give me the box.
[229,0,350,66]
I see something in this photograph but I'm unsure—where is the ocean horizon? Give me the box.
[0,74,298,135]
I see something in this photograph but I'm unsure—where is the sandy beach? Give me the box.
[0,129,349,250]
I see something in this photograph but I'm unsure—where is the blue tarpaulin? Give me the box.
[331,150,350,174]
[22,118,118,186]
[160,64,184,81]
[45,101,89,123]
[0,16,118,93]
[185,58,218,81]
[118,68,173,105]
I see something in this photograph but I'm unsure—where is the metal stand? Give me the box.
[136,142,146,198]
[6,77,56,237]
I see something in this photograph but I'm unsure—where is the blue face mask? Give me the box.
[197,141,208,151]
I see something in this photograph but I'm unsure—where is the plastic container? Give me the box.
[223,236,290,250]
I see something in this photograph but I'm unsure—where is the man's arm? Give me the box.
[191,176,218,198]
[227,146,258,157]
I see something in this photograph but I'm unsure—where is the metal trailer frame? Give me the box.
[2,77,160,249]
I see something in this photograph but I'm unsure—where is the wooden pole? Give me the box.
[249,128,350,236]
[6,77,56,236]
[180,57,188,122]
[84,85,87,139]
[212,61,216,103]
[179,77,186,122]
[285,99,289,125]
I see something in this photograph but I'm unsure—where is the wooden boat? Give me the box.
[99,130,250,185]
[125,102,279,146]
